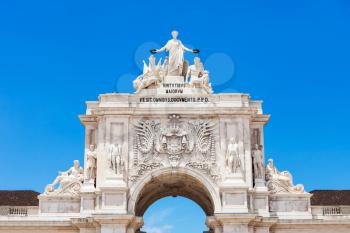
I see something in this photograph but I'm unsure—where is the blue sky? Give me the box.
[1,1,350,232]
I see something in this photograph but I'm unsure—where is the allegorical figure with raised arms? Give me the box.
[150,30,199,76]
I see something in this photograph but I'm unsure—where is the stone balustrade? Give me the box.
[0,206,38,216]
[323,207,342,216]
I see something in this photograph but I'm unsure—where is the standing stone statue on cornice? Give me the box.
[252,144,264,179]
[85,144,97,181]
[150,30,199,76]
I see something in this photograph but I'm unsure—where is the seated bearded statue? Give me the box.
[186,57,213,94]
[265,159,304,194]
[45,160,84,196]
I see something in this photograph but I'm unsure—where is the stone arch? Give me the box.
[128,167,221,216]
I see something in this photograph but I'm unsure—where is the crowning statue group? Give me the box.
[133,30,213,94]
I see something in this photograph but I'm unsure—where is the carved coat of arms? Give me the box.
[130,114,218,182]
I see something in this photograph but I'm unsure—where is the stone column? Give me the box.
[94,215,134,233]
[251,188,269,217]
[215,214,255,233]
[242,117,253,188]
[206,216,222,233]
[126,217,143,233]
[250,217,276,233]
[71,217,97,233]
[80,191,96,214]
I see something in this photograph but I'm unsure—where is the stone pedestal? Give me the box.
[269,193,312,219]
[252,179,269,217]
[81,180,96,192]
[220,174,249,213]
[254,178,266,191]
[80,181,96,214]
[38,195,81,214]
[98,187,128,214]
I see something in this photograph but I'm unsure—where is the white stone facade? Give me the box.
[1,33,349,233]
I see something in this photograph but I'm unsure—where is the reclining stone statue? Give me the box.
[133,55,162,93]
[45,160,84,196]
[265,159,304,194]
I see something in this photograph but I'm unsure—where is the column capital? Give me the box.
[249,216,277,228]
[92,214,135,225]
[79,115,97,127]
[214,213,256,225]
[71,217,98,229]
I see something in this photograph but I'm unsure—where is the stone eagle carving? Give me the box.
[134,120,160,154]
[130,115,218,182]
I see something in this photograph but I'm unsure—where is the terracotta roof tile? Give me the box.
[310,190,350,206]
[0,190,39,206]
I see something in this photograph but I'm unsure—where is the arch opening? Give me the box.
[142,196,209,233]
[133,172,215,217]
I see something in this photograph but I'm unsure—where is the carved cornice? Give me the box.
[79,115,97,126]
[251,114,270,125]
[214,213,257,224]
[92,214,136,225]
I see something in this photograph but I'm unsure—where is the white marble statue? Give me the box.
[252,144,264,179]
[109,143,124,175]
[45,160,84,195]
[151,30,199,76]
[186,57,213,93]
[161,56,169,77]
[85,144,97,181]
[265,159,304,193]
[186,57,205,82]
[133,55,162,93]
[226,137,242,173]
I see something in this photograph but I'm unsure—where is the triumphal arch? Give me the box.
[2,31,349,233]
